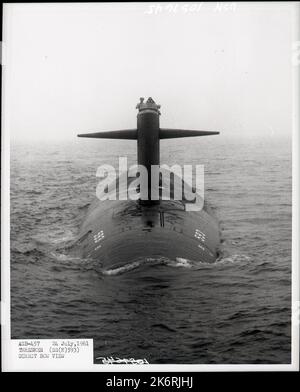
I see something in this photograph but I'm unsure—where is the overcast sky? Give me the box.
[3,2,298,141]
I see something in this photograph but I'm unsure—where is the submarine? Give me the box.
[77,97,220,270]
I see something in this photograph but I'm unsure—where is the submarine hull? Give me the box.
[77,197,220,270]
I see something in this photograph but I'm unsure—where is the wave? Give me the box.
[215,254,251,264]
[102,253,251,276]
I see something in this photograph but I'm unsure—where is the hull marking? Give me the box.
[93,230,105,243]
[194,228,206,242]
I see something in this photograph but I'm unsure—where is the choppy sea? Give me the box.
[10,136,292,364]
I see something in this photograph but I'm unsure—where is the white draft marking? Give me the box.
[194,228,206,242]
[93,230,105,243]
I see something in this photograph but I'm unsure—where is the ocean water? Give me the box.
[10,136,292,364]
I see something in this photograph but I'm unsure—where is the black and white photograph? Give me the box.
[1,2,299,372]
